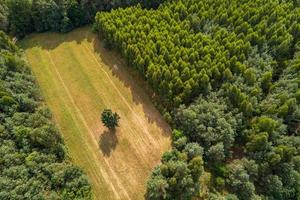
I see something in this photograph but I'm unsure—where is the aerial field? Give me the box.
[21,27,171,200]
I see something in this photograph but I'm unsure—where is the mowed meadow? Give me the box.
[21,27,171,200]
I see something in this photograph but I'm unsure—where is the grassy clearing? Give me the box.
[21,27,171,200]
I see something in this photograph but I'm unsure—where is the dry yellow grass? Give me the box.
[21,27,171,200]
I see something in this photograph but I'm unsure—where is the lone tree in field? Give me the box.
[101,109,120,130]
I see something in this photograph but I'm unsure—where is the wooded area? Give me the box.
[0,31,91,199]
[94,0,300,199]
[1,0,299,199]
[0,0,163,38]
[0,0,166,198]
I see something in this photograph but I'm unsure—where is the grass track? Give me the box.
[21,27,171,200]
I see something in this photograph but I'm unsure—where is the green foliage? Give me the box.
[175,93,241,160]
[146,174,168,199]
[0,0,8,32]
[2,0,165,38]
[94,0,300,199]
[94,0,299,108]
[172,129,184,141]
[0,31,17,52]
[7,0,33,38]
[146,142,204,200]
[101,109,120,129]
[31,0,63,32]
[0,31,91,199]
[246,132,269,153]
[227,160,257,200]
[94,5,250,108]
[215,177,225,188]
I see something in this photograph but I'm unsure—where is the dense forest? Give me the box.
[1,0,299,199]
[0,0,165,199]
[0,0,163,38]
[0,31,91,199]
[94,0,300,199]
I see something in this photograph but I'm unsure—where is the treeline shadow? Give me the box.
[20,26,94,50]
[92,35,171,137]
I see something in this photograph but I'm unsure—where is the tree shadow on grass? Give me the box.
[99,129,118,157]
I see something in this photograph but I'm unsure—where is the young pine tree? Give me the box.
[101,109,120,130]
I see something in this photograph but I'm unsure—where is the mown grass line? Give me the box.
[21,27,171,200]
[26,47,115,199]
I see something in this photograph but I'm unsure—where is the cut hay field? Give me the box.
[21,27,171,200]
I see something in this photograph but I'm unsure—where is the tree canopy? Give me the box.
[94,0,300,199]
[1,0,166,38]
[0,31,91,199]
[101,109,120,130]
